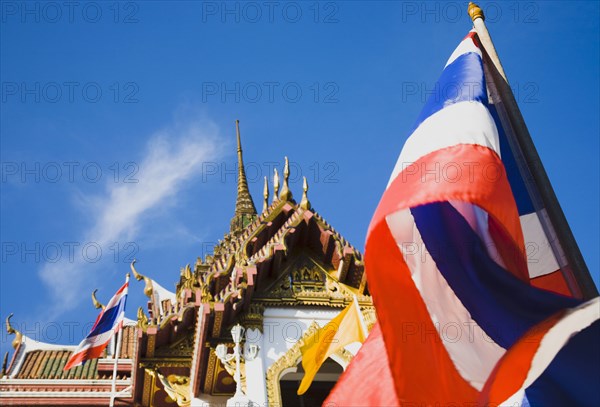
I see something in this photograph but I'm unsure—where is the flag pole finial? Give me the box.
[468,2,484,22]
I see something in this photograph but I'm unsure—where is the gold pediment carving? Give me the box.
[254,252,360,307]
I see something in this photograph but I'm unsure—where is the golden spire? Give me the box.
[273,168,280,203]
[468,2,484,21]
[262,176,269,213]
[300,176,311,210]
[231,120,257,232]
[91,289,106,310]
[5,314,22,350]
[279,157,292,201]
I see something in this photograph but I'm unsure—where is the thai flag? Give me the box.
[64,281,128,370]
[326,31,599,406]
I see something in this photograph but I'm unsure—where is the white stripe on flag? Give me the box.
[387,101,500,188]
[386,209,506,390]
[445,33,482,67]
[520,212,560,278]
[500,297,600,404]
[73,328,116,353]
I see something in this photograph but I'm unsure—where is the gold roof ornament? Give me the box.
[131,259,154,299]
[5,314,23,350]
[300,176,311,210]
[137,306,149,331]
[468,2,484,21]
[145,368,191,407]
[262,176,269,213]
[91,289,106,310]
[231,120,257,233]
[273,168,280,203]
[279,157,292,201]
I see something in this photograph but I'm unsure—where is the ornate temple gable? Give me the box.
[250,250,367,307]
[126,121,373,404]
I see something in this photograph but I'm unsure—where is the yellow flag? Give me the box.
[297,296,368,395]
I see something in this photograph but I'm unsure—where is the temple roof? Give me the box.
[3,314,137,380]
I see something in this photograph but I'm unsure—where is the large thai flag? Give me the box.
[326,31,599,406]
[64,281,128,370]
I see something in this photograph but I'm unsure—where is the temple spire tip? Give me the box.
[279,156,292,201]
[231,120,257,232]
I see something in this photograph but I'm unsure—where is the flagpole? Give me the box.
[468,2,598,299]
[109,273,129,407]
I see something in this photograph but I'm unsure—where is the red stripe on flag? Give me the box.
[478,311,565,405]
[370,144,524,264]
[365,220,479,403]
[323,323,398,406]
[64,342,109,371]
[488,215,530,282]
[531,271,572,297]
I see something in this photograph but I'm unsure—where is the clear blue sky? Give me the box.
[1,1,598,357]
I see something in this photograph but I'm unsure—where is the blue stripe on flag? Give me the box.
[410,202,580,347]
[526,320,600,406]
[88,296,126,337]
[412,52,488,133]
[488,104,536,216]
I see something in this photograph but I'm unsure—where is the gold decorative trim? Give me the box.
[279,157,292,201]
[203,345,217,394]
[300,176,310,210]
[140,358,192,369]
[238,303,265,333]
[137,306,149,332]
[265,322,352,407]
[273,168,280,203]
[145,367,191,407]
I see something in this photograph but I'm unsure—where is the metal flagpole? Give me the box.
[109,273,129,407]
[468,2,598,299]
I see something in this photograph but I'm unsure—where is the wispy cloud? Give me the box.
[38,114,223,318]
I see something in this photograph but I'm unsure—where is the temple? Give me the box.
[1,121,375,407]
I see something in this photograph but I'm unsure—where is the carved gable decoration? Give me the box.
[254,252,355,306]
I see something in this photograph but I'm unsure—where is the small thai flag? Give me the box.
[64,280,128,370]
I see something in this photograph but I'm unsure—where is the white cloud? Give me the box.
[38,115,223,318]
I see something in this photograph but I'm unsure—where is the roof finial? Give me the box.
[131,259,154,299]
[5,314,23,350]
[262,176,269,213]
[231,120,257,232]
[91,289,106,310]
[273,168,280,203]
[279,156,292,201]
[300,176,311,210]
[468,2,484,21]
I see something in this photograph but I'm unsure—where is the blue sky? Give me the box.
[1,1,598,358]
